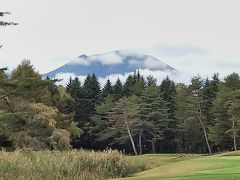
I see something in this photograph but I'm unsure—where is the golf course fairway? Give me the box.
[123,152,240,180]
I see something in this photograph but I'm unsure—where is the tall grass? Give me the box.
[0,149,146,180]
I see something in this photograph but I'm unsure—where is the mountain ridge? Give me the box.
[44,50,177,78]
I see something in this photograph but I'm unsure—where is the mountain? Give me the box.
[44,50,177,78]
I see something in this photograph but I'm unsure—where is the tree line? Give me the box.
[1,60,240,154]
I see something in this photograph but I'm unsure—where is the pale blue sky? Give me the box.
[1,0,240,79]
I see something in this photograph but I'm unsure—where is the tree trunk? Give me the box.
[122,109,138,155]
[232,115,237,151]
[151,138,156,153]
[143,131,157,154]
[152,133,157,153]
[139,130,143,155]
[197,103,212,154]
[182,132,185,152]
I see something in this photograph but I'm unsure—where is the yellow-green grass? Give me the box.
[122,151,240,180]
[125,154,190,170]
[0,149,146,180]
[1,150,239,180]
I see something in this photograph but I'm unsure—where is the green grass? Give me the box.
[1,150,240,180]
[122,151,240,180]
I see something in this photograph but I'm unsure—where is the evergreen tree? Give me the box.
[101,79,113,99]
[225,91,240,150]
[160,76,177,152]
[210,73,240,151]
[189,76,212,154]
[123,74,135,96]
[107,96,141,155]
[139,84,170,153]
[113,78,123,100]
[66,77,81,99]
[123,71,146,97]
[11,59,41,80]
[146,75,157,87]
[0,61,81,150]
[82,74,101,117]
[71,74,101,149]
[175,84,190,152]
[89,95,115,150]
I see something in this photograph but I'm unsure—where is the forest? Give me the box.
[1,60,240,155]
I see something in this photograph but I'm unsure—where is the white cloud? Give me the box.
[117,50,144,59]
[91,52,123,65]
[68,52,123,66]
[143,57,168,70]
[128,59,142,67]
[54,69,190,88]
[69,57,90,65]
[55,72,87,86]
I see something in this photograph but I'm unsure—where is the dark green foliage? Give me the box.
[101,79,113,99]
[113,78,124,100]
[66,77,81,99]
[0,61,81,150]
[160,76,177,152]
[123,71,145,96]
[123,74,135,96]
[89,95,115,149]
[3,59,240,154]
[146,75,157,87]
[176,82,204,153]
[210,73,240,151]
[139,84,170,153]
[80,73,101,123]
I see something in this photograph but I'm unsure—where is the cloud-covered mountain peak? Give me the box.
[45,50,177,78]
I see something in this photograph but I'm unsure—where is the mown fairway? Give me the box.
[123,152,240,180]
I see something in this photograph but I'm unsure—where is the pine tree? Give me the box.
[71,74,101,148]
[123,74,135,96]
[101,79,113,99]
[66,77,81,99]
[82,74,101,116]
[160,76,177,152]
[113,78,123,100]
[11,60,41,80]
[89,95,115,150]
[225,91,240,151]
[146,75,157,87]
[139,84,169,153]
[175,83,191,152]
[211,73,240,151]
[189,76,212,154]
[0,62,81,150]
[107,96,140,155]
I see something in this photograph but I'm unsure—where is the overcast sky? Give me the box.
[1,0,240,79]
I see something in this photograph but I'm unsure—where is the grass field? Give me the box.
[0,149,147,180]
[122,152,240,180]
[0,150,239,179]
